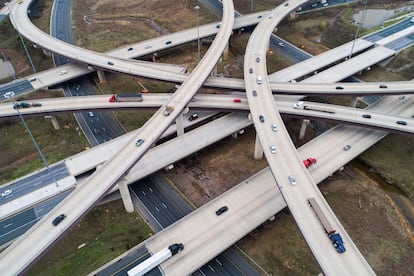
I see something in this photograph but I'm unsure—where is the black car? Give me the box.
[52,214,66,226]
[216,206,228,216]
[396,120,407,126]
[188,113,199,122]
[335,86,344,90]
[362,114,371,119]
[259,115,265,123]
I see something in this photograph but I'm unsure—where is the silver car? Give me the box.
[288,175,297,186]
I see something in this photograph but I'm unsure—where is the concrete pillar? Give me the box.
[152,53,158,62]
[253,133,264,160]
[299,119,310,140]
[211,63,218,77]
[175,113,185,136]
[232,132,238,139]
[289,12,296,19]
[50,115,60,130]
[349,97,360,107]
[223,42,229,61]
[42,49,51,57]
[97,70,106,83]
[118,180,134,213]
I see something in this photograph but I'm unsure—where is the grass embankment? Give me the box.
[28,200,153,276]
[0,90,89,184]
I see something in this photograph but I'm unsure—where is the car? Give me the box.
[335,86,344,90]
[284,2,289,7]
[256,57,260,63]
[398,96,405,100]
[127,47,133,51]
[311,3,317,7]
[362,114,371,119]
[233,98,241,103]
[3,91,15,98]
[249,68,253,74]
[1,189,12,197]
[379,84,387,89]
[257,76,263,84]
[271,124,278,132]
[252,90,257,97]
[59,70,67,75]
[343,144,351,151]
[278,42,285,48]
[52,214,66,226]
[259,115,265,123]
[288,175,297,186]
[216,206,228,216]
[88,112,94,117]
[410,17,414,23]
[270,145,277,154]
[188,113,199,121]
[107,61,114,65]
[28,77,36,82]
[135,138,145,147]
[165,40,172,45]
[216,23,221,29]
[144,44,152,49]
[396,120,407,126]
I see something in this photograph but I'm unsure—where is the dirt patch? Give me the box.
[164,127,267,207]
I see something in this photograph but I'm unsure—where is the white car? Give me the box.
[410,17,414,23]
[1,189,12,197]
[4,91,15,98]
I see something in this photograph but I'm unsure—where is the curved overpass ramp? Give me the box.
[0,0,235,274]
[243,0,374,275]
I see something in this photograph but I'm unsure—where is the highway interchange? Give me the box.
[0,1,414,274]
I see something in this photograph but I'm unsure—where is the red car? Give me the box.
[303,158,317,168]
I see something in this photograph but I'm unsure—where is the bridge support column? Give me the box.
[97,70,106,83]
[223,42,229,61]
[152,53,158,62]
[44,115,60,130]
[211,63,218,77]
[42,49,52,57]
[299,119,310,140]
[253,133,264,160]
[349,97,360,107]
[175,107,188,136]
[118,180,134,213]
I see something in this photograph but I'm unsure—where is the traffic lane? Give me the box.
[197,255,244,276]
[0,208,37,245]
[33,191,71,218]
[269,35,311,63]
[0,162,69,203]
[365,18,413,41]
[0,80,33,99]
[0,191,71,246]
[131,179,180,228]
[386,35,414,51]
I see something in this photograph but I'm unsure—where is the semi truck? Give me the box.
[109,93,143,102]
[307,197,346,253]
[127,243,184,276]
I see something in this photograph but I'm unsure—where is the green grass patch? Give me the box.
[28,200,153,276]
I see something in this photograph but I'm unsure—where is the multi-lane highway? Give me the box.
[1,0,412,272]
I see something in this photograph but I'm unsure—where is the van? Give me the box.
[257,76,262,85]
